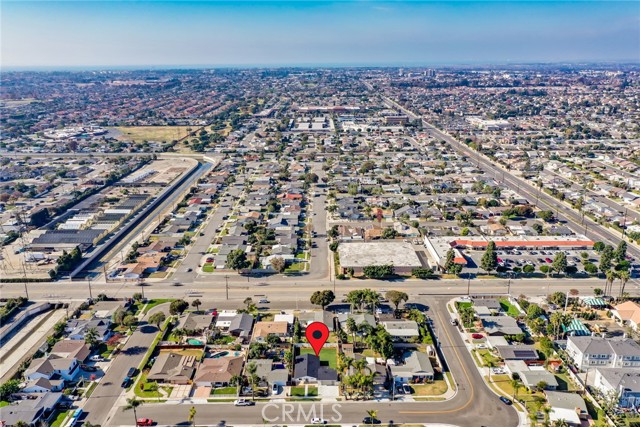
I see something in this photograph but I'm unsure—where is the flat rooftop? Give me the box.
[338,241,422,268]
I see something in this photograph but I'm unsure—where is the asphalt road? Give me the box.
[419,120,640,263]
[106,296,518,427]
[83,304,169,425]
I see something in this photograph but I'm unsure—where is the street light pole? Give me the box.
[87,277,93,300]
[467,274,471,296]
[225,275,229,300]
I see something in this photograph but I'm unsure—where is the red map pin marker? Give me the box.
[305,322,330,357]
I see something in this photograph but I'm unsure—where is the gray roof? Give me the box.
[293,354,337,381]
[545,391,588,412]
[391,351,434,378]
[597,369,640,393]
[495,345,539,360]
[31,229,102,245]
[568,336,640,357]
[147,352,196,382]
[482,316,523,336]
[298,311,335,331]
[177,313,213,332]
[382,320,420,337]
[337,313,376,329]
[0,392,62,425]
[520,370,559,388]
[228,313,254,336]
[473,298,502,310]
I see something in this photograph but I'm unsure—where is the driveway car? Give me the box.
[471,333,484,339]
[137,419,154,426]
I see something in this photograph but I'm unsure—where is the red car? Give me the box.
[545,258,552,263]
[137,419,154,426]
[471,333,484,339]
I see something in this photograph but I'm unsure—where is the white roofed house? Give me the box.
[381,320,420,342]
[565,336,640,370]
[593,369,640,410]
[544,391,589,427]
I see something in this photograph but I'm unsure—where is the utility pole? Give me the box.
[87,276,93,300]
[225,275,229,300]
[139,279,145,300]
[467,274,471,296]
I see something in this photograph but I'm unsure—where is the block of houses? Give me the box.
[611,301,640,331]
[252,321,290,342]
[566,336,640,370]
[381,321,420,341]
[147,352,197,384]
[194,355,244,387]
[25,354,80,382]
[593,369,640,409]
[390,351,434,384]
[293,354,338,385]
[545,391,589,427]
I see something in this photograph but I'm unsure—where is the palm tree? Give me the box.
[188,406,196,426]
[618,270,630,299]
[229,374,243,396]
[510,378,520,401]
[247,362,258,399]
[123,397,143,426]
[542,405,551,427]
[14,422,28,427]
[365,409,378,426]
[605,270,616,297]
[346,317,357,345]
[486,360,495,382]
[191,299,202,312]
[84,327,99,349]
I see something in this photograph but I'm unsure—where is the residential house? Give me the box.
[0,392,62,427]
[194,355,244,387]
[519,370,559,391]
[566,336,640,370]
[381,321,420,341]
[147,352,197,384]
[66,318,111,342]
[25,354,80,382]
[593,369,640,409]
[494,345,539,361]
[298,311,335,332]
[390,351,434,384]
[246,359,289,387]
[481,316,523,336]
[293,354,338,385]
[545,391,589,427]
[611,301,640,331]
[50,340,90,362]
[176,313,214,334]
[21,378,64,393]
[252,321,290,342]
[226,313,254,338]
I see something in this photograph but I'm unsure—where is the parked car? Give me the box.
[89,355,105,362]
[234,399,255,406]
[471,333,484,339]
[450,318,458,326]
[362,417,381,424]
[499,396,513,405]
[137,419,154,426]
[121,377,132,388]
[545,258,552,263]
[81,364,97,372]
[272,384,279,395]
[402,384,412,394]
[258,299,270,304]
[310,418,327,424]
[127,367,138,378]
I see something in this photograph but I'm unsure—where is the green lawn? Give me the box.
[142,299,174,315]
[476,349,501,367]
[0,401,9,408]
[202,263,215,273]
[456,301,472,310]
[51,410,70,427]
[290,386,318,397]
[300,348,337,369]
[211,386,237,395]
[134,373,164,398]
[499,299,521,317]
[411,380,448,396]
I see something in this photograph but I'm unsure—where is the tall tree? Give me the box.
[149,312,166,329]
[270,256,286,273]
[226,249,250,273]
[614,241,627,263]
[191,299,202,312]
[310,290,335,310]
[618,270,630,299]
[386,290,409,311]
[84,327,99,349]
[552,252,568,275]
[480,241,498,273]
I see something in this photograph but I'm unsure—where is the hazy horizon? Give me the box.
[2,1,639,69]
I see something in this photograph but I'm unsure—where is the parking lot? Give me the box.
[464,248,606,275]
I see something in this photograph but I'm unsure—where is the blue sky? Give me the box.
[1,1,639,68]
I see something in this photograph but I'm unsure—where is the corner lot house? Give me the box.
[0,392,62,426]
[390,351,434,384]
[566,336,640,370]
[481,316,523,336]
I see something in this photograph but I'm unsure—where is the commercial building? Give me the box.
[337,241,423,275]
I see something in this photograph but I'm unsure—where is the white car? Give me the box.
[259,299,270,304]
[310,418,327,425]
[233,399,255,406]
[90,355,105,362]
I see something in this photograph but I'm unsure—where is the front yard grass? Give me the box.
[499,298,521,317]
[134,373,163,398]
[411,380,448,396]
[50,410,70,427]
[300,347,337,369]
[476,349,501,367]
[141,299,174,315]
[290,386,318,397]
[211,386,237,395]
[202,263,215,273]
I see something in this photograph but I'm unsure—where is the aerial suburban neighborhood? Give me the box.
[1,65,639,427]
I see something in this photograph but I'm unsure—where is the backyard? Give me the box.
[300,347,337,369]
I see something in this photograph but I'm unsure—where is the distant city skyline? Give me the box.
[1,1,639,69]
